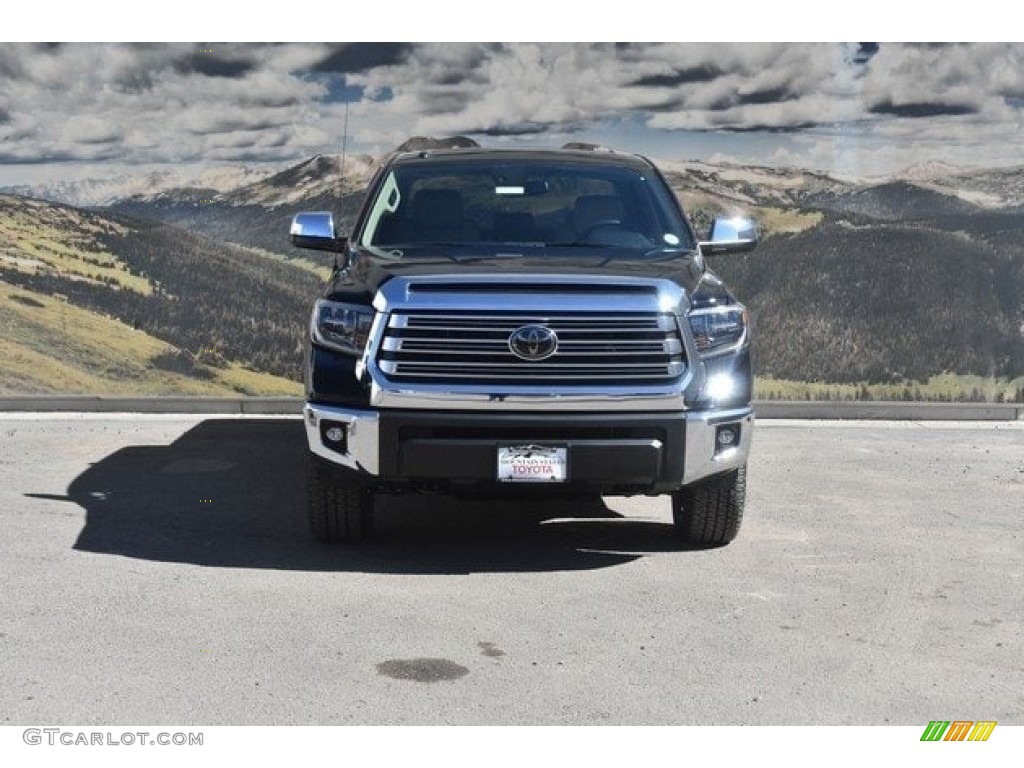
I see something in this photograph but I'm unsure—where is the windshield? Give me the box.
[358,160,694,253]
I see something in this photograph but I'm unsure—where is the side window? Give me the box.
[360,172,401,247]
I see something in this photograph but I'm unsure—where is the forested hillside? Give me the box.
[109,154,370,258]
[0,195,320,392]
[4,147,1023,399]
[673,165,1023,390]
[714,214,1024,383]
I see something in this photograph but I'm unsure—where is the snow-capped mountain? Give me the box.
[2,164,284,207]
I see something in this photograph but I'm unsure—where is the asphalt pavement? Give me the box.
[0,415,1021,725]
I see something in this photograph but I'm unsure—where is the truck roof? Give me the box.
[388,147,657,172]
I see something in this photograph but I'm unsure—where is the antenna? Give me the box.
[335,98,351,275]
[340,99,350,180]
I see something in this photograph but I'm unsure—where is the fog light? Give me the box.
[320,421,348,454]
[715,424,740,454]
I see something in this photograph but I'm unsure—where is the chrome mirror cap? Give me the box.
[290,212,346,252]
[699,216,759,255]
[291,212,335,239]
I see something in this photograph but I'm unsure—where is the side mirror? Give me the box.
[290,212,348,253]
[699,216,758,255]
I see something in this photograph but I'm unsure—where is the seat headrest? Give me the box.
[411,189,464,228]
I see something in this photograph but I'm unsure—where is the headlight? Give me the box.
[688,305,748,356]
[310,300,374,356]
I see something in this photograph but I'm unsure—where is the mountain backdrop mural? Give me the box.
[1,43,1022,400]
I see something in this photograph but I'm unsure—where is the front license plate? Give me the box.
[497,445,567,483]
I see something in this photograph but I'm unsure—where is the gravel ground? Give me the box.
[0,416,1021,725]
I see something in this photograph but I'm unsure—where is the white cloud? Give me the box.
[1,42,1023,179]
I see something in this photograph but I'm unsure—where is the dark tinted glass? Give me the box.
[362,161,693,251]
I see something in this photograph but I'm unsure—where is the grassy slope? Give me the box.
[0,195,152,294]
[245,244,332,280]
[1,194,317,394]
[0,279,300,396]
[756,374,1024,403]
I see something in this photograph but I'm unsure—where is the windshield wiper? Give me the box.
[642,245,699,258]
[382,242,476,248]
[370,242,481,263]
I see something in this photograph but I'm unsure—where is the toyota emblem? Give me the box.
[508,325,558,361]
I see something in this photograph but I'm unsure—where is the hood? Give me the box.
[325,245,709,303]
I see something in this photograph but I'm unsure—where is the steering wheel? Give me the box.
[580,219,623,240]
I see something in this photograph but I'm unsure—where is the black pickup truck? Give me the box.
[290,148,757,546]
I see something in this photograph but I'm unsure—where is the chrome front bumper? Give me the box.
[680,406,754,484]
[304,402,752,488]
[304,403,381,475]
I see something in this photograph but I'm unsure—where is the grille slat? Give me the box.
[391,314,675,330]
[382,360,679,370]
[376,308,687,385]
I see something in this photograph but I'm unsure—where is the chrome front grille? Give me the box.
[376,311,687,384]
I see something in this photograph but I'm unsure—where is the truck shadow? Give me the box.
[48,419,695,574]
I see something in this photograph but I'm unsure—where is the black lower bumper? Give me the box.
[374,410,684,493]
[305,404,755,495]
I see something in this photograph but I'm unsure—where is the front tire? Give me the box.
[307,458,374,543]
[671,465,746,546]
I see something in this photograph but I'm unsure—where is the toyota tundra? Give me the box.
[290,147,757,546]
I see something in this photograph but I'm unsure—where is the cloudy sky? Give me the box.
[1,42,1023,184]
